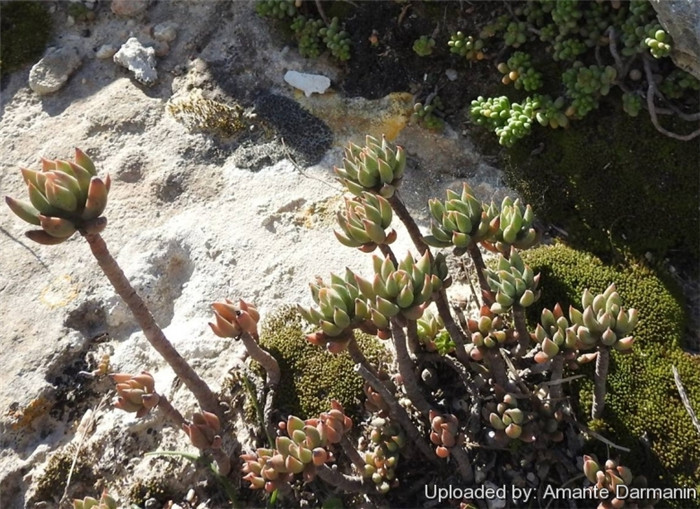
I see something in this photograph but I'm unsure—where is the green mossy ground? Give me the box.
[503,94,699,270]
[522,244,700,497]
[0,1,52,74]
[259,307,389,420]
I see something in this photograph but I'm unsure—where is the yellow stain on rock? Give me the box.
[295,91,414,146]
[40,274,79,308]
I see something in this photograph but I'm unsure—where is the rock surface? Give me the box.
[111,0,150,17]
[28,46,82,95]
[650,0,700,79]
[113,37,158,86]
[0,2,511,507]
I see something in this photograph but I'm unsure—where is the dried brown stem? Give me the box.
[484,347,510,390]
[434,289,470,365]
[379,243,398,267]
[157,394,186,428]
[340,435,366,472]
[468,244,491,295]
[316,464,373,493]
[83,232,220,416]
[450,446,475,483]
[512,305,531,358]
[549,355,565,400]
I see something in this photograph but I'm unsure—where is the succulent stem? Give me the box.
[484,347,510,390]
[387,191,429,255]
[378,243,398,267]
[156,394,187,428]
[512,305,531,358]
[238,331,281,387]
[592,345,610,419]
[82,232,221,417]
[549,355,565,400]
[391,319,434,417]
[467,244,491,295]
[450,446,475,483]
[211,448,232,477]
[354,363,441,467]
[340,435,366,472]
[405,317,421,355]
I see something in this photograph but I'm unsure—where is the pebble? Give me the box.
[29,46,83,95]
[283,70,331,97]
[445,68,458,81]
[153,21,178,43]
[111,0,150,17]
[96,44,117,59]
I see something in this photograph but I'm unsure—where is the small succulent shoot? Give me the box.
[183,411,222,450]
[582,455,650,508]
[334,135,406,199]
[362,417,405,494]
[416,307,445,351]
[534,303,578,364]
[334,192,396,252]
[570,283,638,352]
[424,183,498,254]
[482,392,531,446]
[111,372,160,418]
[298,268,367,352]
[481,196,538,255]
[209,298,260,339]
[467,305,514,357]
[429,411,460,458]
[6,148,110,245]
[241,401,350,492]
[73,490,117,509]
[484,248,541,315]
[355,251,443,327]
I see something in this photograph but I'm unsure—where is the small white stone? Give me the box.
[66,15,75,27]
[29,46,83,95]
[113,37,158,86]
[445,68,458,81]
[96,44,117,60]
[283,70,331,97]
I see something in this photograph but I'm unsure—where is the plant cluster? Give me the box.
[412,35,436,57]
[6,139,696,506]
[256,1,350,62]
[457,0,699,144]
[412,95,444,131]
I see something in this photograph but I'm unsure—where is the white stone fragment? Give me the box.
[445,68,458,81]
[283,70,331,97]
[113,37,158,86]
[29,46,82,95]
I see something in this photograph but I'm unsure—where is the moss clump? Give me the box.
[0,1,52,74]
[35,446,94,503]
[504,93,699,268]
[259,306,388,420]
[128,478,169,506]
[522,244,700,497]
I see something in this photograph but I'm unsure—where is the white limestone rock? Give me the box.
[113,37,158,86]
[284,70,331,97]
[28,46,82,95]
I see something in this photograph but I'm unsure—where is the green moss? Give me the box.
[522,244,700,499]
[259,306,389,420]
[128,478,169,506]
[0,1,52,74]
[504,94,699,268]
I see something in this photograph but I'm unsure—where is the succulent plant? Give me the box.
[299,268,367,352]
[482,196,538,254]
[644,26,672,59]
[485,248,541,314]
[582,455,652,508]
[569,283,637,352]
[361,416,405,494]
[183,411,223,450]
[533,303,578,364]
[241,401,351,492]
[482,392,531,444]
[335,135,406,199]
[319,17,351,61]
[412,35,436,57]
[5,148,110,245]
[290,16,324,59]
[428,411,461,458]
[448,31,485,60]
[416,307,449,352]
[354,251,445,327]
[412,97,444,131]
[497,51,543,91]
[255,0,298,19]
[209,298,261,339]
[424,183,498,253]
[111,372,159,418]
[467,305,514,358]
[335,192,396,251]
[73,491,117,509]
